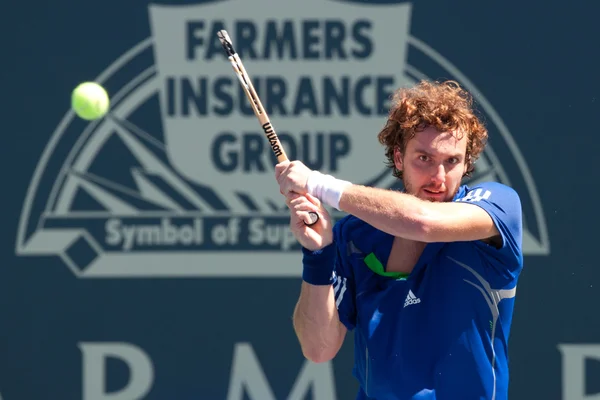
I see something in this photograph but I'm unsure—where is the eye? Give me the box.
[447,157,459,165]
[419,155,429,162]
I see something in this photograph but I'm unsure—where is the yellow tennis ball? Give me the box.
[71,82,110,120]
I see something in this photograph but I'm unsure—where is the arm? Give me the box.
[292,282,347,363]
[338,185,499,243]
[275,161,499,244]
[282,192,354,363]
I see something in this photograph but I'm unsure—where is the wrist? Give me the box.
[306,171,351,211]
[301,243,336,285]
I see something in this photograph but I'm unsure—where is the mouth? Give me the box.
[423,188,446,199]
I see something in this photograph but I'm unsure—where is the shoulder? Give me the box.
[455,182,521,205]
[333,214,368,239]
[333,214,378,247]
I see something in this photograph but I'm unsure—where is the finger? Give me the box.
[292,197,320,213]
[279,184,288,196]
[274,161,290,182]
[289,192,313,205]
[291,202,318,222]
[278,180,290,196]
[304,192,322,208]
[274,167,283,181]
[274,161,290,173]
[285,192,303,207]
[276,171,291,189]
[286,191,303,201]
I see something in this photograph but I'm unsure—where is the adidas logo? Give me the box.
[403,290,421,308]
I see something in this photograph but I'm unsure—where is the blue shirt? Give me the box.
[331,182,523,400]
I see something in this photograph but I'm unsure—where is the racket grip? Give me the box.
[305,211,319,226]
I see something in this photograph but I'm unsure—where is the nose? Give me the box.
[431,164,446,184]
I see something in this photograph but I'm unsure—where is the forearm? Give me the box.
[305,171,434,241]
[339,184,432,241]
[293,282,346,363]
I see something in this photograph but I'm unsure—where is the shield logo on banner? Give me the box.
[148,1,411,210]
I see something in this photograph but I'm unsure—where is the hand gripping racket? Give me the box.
[217,30,319,226]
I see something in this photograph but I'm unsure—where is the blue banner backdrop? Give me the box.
[2,0,599,399]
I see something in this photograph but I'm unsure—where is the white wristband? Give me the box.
[306,171,351,211]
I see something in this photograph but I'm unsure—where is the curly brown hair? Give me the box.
[377,80,488,179]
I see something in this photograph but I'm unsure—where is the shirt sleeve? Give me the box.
[455,181,524,277]
[332,219,357,331]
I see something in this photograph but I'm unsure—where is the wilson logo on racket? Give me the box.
[262,122,283,158]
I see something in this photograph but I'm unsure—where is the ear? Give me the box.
[393,147,404,172]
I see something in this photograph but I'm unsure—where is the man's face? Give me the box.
[394,126,468,202]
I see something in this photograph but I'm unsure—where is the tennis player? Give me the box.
[275,80,523,400]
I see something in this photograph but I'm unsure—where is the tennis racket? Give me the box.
[217,30,319,226]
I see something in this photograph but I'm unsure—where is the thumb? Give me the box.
[274,160,290,180]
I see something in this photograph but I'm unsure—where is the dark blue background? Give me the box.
[3,0,598,399]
